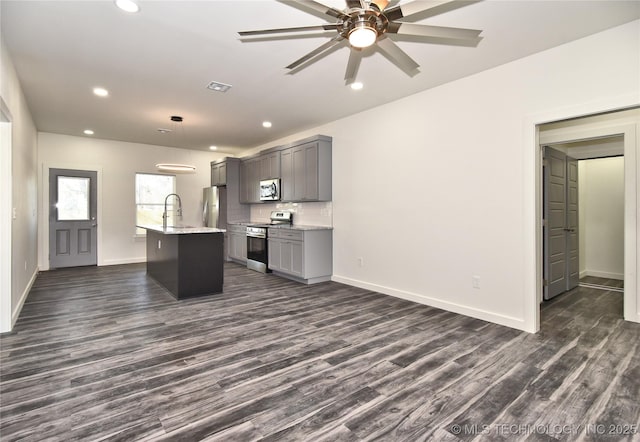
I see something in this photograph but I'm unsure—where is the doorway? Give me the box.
[48,168,98,268]
[542,141,624,305]
[537,109,637,329]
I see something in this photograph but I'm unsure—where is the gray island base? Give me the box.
[139,225,225,299]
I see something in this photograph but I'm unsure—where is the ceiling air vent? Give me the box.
[206,81,232,93]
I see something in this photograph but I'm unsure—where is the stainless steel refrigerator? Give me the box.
[202,186,227,229]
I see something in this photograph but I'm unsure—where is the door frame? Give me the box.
[0,98,13,333]
[39,163,103,271]
[524,102,638,333]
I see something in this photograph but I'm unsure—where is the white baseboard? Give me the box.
[100,257,146,266]
[12,267,38,328]
[582,270,624,280]
[331,274,528,332]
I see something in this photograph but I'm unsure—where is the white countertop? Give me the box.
[137,225,226,235]
[270,224,332,231]
[227,221,332,231]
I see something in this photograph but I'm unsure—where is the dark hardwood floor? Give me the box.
[1,263,638,441]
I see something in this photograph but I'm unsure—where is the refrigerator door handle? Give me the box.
[203,200,208,226]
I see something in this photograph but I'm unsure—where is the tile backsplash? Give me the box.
[250,201,333,227]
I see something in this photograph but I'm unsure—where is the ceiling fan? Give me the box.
[239,0,483,85]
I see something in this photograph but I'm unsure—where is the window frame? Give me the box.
[135,172,176,235]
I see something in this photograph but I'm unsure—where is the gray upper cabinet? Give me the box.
[241,150,281,203]
[210,160,227,186]
[281,136,331,202]
[240,157,260,203]
[260,151,281,180]
[239,135,331,204]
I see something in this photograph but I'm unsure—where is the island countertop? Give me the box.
[137,225,225,234]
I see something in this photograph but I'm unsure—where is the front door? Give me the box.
[49,168,97,268]
[543,147,579,300]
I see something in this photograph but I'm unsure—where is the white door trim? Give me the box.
[524,100,639,333]
[539,121,637,323]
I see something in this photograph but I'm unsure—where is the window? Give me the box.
[135,173,176,234]
[57,176,90,220]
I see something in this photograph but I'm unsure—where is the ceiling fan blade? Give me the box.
[376,37,419,76]
[346,0,362,8]
[239,24,339,37]
[344,49,363,85]
[294,0,351,20]
[387,22,481,40]
[286,35,345,70]
[384,0,452,21]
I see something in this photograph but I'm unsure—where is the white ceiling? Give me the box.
[2,0,639,155]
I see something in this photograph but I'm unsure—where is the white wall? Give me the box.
[37,133,225,269]
[248,20,640,331]
[579,157,625,279]
[0,38,38,332]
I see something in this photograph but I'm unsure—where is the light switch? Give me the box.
[12,208,17,219]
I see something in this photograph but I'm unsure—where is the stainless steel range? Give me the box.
[246,211,292,273]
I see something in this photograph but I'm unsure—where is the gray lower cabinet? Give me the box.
[227,224,247,263]
[268,228,332,284]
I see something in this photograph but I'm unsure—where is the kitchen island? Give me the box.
[138,225,225,299]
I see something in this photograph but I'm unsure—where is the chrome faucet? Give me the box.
[163,193,183,229]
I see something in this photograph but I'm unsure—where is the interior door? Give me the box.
[543,147,579,300]
[566,157,580,290]
[49,168,97,268]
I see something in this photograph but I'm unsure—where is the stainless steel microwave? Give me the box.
[259,178,280,201]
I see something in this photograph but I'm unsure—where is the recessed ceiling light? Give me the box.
[350,82,364,90]
[93,87,109,97]
[157,128,172,134]
[84,129,94,135]
[115,0,139,13]
[262,121,272,128]
[209,145,217,151]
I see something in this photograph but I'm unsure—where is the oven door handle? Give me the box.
[247,233,267,239]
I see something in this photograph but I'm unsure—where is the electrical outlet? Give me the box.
[472,275,481,289]
[357,257,364,267]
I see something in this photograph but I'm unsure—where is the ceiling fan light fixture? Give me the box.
[349,25,377,48]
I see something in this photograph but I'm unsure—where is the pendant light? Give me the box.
[156,116,197,173]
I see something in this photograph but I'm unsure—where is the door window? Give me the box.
[57,176,91,221]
